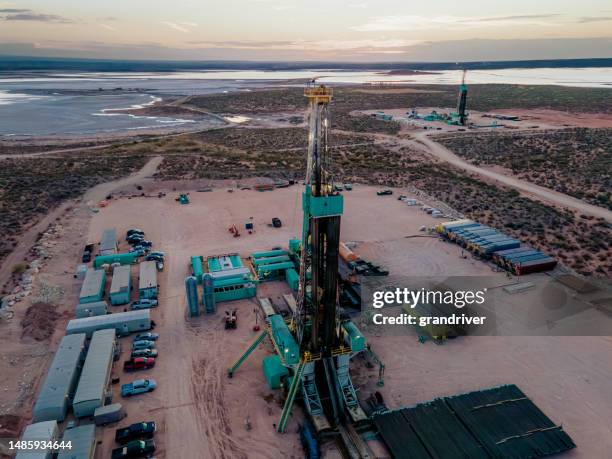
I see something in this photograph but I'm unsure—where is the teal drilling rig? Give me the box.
[228,83,367,434]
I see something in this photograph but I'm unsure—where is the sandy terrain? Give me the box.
[1,179,610,458]
[413,132,612,222]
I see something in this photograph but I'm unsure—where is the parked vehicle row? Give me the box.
[112,422,157,458]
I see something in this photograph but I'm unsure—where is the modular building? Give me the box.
[93,252,138,269]
[32,333,87,422]
[58,424,96,459]
[79,269,106,304]
[75,301,108,319]
[206,254,257,303]
[99,228,118,256]
[66,310,151,338]
[72,329,116,418]
[15,421,59,459]
[109,265,132,305]
[139,260,158,299]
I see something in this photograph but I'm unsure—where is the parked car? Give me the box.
[145,254,164,262]
[126,234,144,243]
[121,379,157,397]
[131,348,159,359]
[132,340,156,350]
[112,439,156,459]
[81,252,92,263]
[377,189,393,196]
[137,240,153,248]
[126,229,145,238]
[272,217,282,228]
[128,248,147,257]
[123,357,156,372]
[344,183,353,191]
[115,422,156,443]
[149,251,165,258]
[134,332,159,341]
[131,299,158,310]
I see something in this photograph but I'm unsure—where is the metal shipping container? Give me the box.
[32,334,87,422]
[72,329,116,418]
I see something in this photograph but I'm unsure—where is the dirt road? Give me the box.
[413,132,612,222]
[0,156,162,293]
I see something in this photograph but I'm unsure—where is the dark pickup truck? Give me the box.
[112,439,156,459]
[115,421,156,444]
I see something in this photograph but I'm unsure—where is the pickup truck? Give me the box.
[134,332,159,341]
[131,348,158,359]
[112,439,156,459]
[131,299,158,310]
[132,340,156,351]
[123,357,155,372]
[377,189,393,196]
[121,379,157,397]
[115,422,156,443]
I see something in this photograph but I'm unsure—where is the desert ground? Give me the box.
[1,173,610,458]
[0,82,611,458]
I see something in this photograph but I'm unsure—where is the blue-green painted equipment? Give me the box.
[269,314,300,366]
[252,255,290,268]
[285,268,299,291]
[93,252,137,268]
[342,321,365,353]
[191,256,204,283]
[263,355,290,389]
[251,249,288,259]
[257,261,295,280]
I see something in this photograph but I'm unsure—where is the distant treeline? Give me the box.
[0,56,611,72]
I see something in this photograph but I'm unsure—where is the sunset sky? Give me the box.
[1,0,611,61]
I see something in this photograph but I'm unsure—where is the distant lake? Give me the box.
[1,67,611,136]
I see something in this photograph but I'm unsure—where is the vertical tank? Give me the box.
[185,276,199,317]
[202,273,216,314]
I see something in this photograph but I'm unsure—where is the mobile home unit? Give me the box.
[72,329,116,418]
[32,333,87,422]
[139,260,158,299]
[79,269,106,304]
[15,421,59,459]
[75,300,108,319]
[58,424,96,459]
[99,228,118,256]
[109,265,132,305]
[66,310,151,338]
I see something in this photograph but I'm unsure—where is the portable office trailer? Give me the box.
[75,300,108,319]
[213,276,257,302]
[72,329,116,418]
[109,265,132,305]
[79,269,106,304]
[66,310,151,338]
[58,424,96,459]
[139,260,158,299]
[93,252,138,268]
[99,228,118,256]
[15,421,59,459]
[32,334,87,422]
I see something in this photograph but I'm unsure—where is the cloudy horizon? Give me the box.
[1,1,611,62]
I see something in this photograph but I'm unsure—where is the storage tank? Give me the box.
[191,256,204,284]
[202,273,216,314]
[185,276,199,317]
